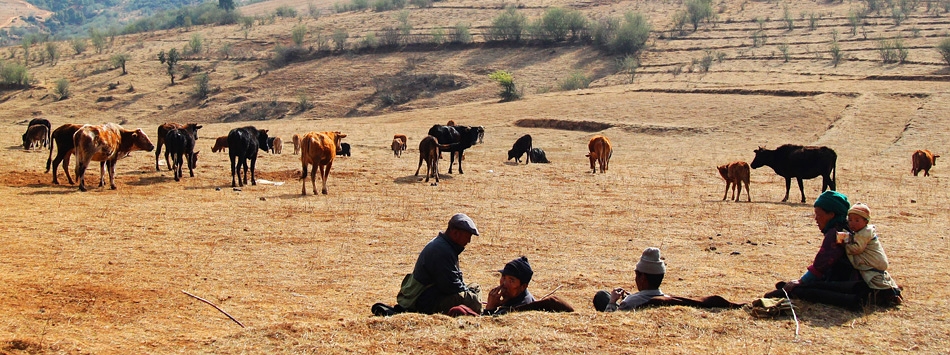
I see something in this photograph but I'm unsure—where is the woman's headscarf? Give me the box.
[814,190,850,230]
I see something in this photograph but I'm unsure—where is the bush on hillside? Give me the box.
[558,71,591,91]
[488,70,520,102]
[937,38,950,67]
[54,78,70,100]
[0,61,32,86]
[486,7,526,43]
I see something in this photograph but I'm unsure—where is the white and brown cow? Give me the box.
[73,123,155,192]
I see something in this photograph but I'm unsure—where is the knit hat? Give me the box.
[635,247,666,275]
[499,256,533,284]
[848,203,871,221]
[447,213,479,236]
[814,190,850,227]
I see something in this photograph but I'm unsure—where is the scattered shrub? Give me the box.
[0,61,31,86]
[430,28,445,45]
[937,38,950,67]
[362,33,379,49]
[292,24,307,46]
[778,41,790,62]
[110,53,130,74]
[558,71,591,91]
[877,37,897,64]
[598,12,651,55]
[193,73,210,99]
[54,78,70,100]
[158,48,180,84]
[783,4,794,31]
[70,38,87,55]
[410,0,432,7]
[452,23,472,44]
[187,33,203,55]
[540,7,571,42]
[486,6,526,42]
[686,0,714,31]
[617,55,639,82]
[699,50,714,72]
[275,5,297,18]
[270,45,308,68]
[297,92,314,112]
[44,42,59,66]
[488,70,520,101]
[332,29,348,51]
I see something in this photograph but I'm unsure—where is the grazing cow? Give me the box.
[528,148,550,163]
[23,124,49,150]
[912,149,939,177]
[508,134,533,164]
[393,134,408,157]
[73,123,155,192]
[415,135,451,183]
[428,124,479,174]
[211,136,229,153]
[300,131,347,195]
[24,118,51,149]
[392,138,405,157]
[228,126,270,187]
[46,123,83,185]
[586,135,613,173]
[164,127,199,181]
[292,134,301,155]
[156,122,202,171]
[717,161,751,202]
[446,120,455,126]
[268,137,283,154]
[750,144,837,203]
[336,142,351,157]
[476,126,485,144]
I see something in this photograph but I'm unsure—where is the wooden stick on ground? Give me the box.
[540,285,563,300]
[181,290,246,328]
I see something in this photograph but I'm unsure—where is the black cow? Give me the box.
[46,123,83,185]
[164,127,199,181]
[428,124,479,174]
[336,142,351,157]
[750,144,837,203]
[24,118,51,149]
[156,123,202,171]
[528,148,550,163]
[227,126,270,187]
[507,134,533,164]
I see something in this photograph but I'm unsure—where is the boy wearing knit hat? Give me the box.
[484,256,536,315]
[841,203,903,305]
[594,247,668,312]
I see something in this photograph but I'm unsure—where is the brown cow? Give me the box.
[46,123,83,185]
[446,120,455,126]
[586,135,613,173]
[211,136,229,153]
[292,134,301,155]
[23,124,49,150]
[912,149,939,177]
[414,135,451,183]
[74,123,155,192]
[300,131,346,195]
[269,137,283,154]
[717,161,751,202]
[392,134,408,157]
[156,122,201,171]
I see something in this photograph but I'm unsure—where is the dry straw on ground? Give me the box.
[1,0,950,353]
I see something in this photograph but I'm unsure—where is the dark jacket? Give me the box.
[412,233,467,296]
[484,290,536,316]
[806,221,858,282]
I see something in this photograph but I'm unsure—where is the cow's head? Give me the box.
[133,129,155,152]
[21,132,29,150]
[257,129,271,153]
[185,123,203,139]
[191,151,200,167]
[717,164,729,180]
[750,146,769,169]
[333,132,347,152]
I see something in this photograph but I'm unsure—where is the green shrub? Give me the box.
[894,37,908,63]
[877,37,897,64]
[70,38,87,55]
[362,33,379,49]
[44,42,59,66]
[0,61,31,85]
[486,7,526,42]
[308,2,321,18]
[270,45,308,68]
[292,24,307,46]
[699,50,714,72]
[609,12,651,55]
[54,78,70,100]
[192,73,210,99]
[187,33,203,55]
[830,40,842,67]
[297,92,314,112]
[778,41,790,62]
[332,29,348,51]
[430,28,445,45]
[686,0,714,31]
[558,71,591,91]
[158,48,180,84]
[410,0,433,7]
[891,7,905,26]
[937,38,950,67]
[381,27,400,47]
[452,23,472,44]
[564,8,588,41]
[848,11,860,35]
[783,4,794,31]
[275,5,297,17]
[540,7,571,42]
[617,55,639,82]
[488,70,520,101]
[110,53,130,74]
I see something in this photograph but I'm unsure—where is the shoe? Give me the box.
[372,303,396,316]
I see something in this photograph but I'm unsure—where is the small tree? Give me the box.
[44,42,59,66]
[452,23,472,44]
[187,34,203,55]
[937,38,950,67]
[70,38,87,55]
[219,0,236,11]
[90,28,106,54]
[193,73,210,99]
[332,29,348,51]
[541,7,571,42]
[486,6,526,42]
[488,70,519,102]
[777,41,790,62]
[847,10,860,36]
[686,0,714,31]
[110,53,130,74]
[292,24,307,47]
[158,48,180,84]
[54,78,70,100]
[830,40,843,67]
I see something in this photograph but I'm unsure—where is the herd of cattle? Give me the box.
[19,118,940,198]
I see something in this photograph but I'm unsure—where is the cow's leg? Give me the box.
[447,152,455,174]
[797,178,806,203]
[52,151,63,185]
[722,182,730,201]
[230,155,238,187]
[743,180,751,202]
[782,177,792,202]
[155,142,162,171]
[63,152,73,185]
[250,157,257,186]
[174,153,182,181]
[457,150,464,174]
[415,154,424,177]
[107,160,117,190]
[187,152,195,177]
[733,179,741,201]
[301,162,309,195]
[98,161,107,187]
[310,165,319,195]
[925,168,930,177]
[433,157,440,182]
[320,163,330,195]
[76,160,87,192]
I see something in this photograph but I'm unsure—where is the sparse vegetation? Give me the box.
[297,92,314,112]
[192,73,210,99]
[752,30,767,47]
[270,45,308,68]
[778,41,790,62]
[617,55,639,82]
[275,5,298,18]
[783,4,795,31]
[830,40,843,67]
[937,38,950,67]
[488,70,520,101]
[558,71,591,91]
[877,37,898,64]
[292,25,308,47]
[187,34,203,55]
[592,12,651,55]
[110,53,130,74]
[699,50,714,72]
[70,38,87,55]
[44,42,60,66]
[0,61,31,86]
[486,6,526,42]
[158,48,180,84]
[685,0,714,31]
[452,23,473,44]
[848,10,860,36]
[54,78,70,100]
[332,29,349,51]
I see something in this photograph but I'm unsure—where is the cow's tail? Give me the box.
[45,135,55,173]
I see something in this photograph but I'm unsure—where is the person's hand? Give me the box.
[609,288,627,303]
[485,285,503,310]
[783,279,801,292]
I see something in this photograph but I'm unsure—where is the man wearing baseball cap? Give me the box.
[396,213,482,315]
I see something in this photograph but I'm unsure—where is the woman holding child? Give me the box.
[765,190,902,310]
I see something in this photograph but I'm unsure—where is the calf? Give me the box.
[717,161,751,202]
[164,127,199,181]
[23,124,49,150]
[392,138,405,157]
[507,134,533,164]
[73,123,155,191]
[228,126,270,187]
[46,123,83,185]
[912,149,939,177]
[268,137,283,154]
[528,148,550,163]
[211,136,229,153]
[586,135,613,173]
[156,122,201,171]
[415,135,451,183]
[292,134,301,155]
[751,144,836,203]
[336,142,351,157]
[393,134,408,157]
[24,118,51,149]
[300,131,346,195]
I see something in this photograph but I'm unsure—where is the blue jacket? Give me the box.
[412,233,466,295]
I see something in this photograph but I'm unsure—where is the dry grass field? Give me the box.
[1,0,950,353]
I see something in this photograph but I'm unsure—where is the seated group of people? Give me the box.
[374,194,904,317]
